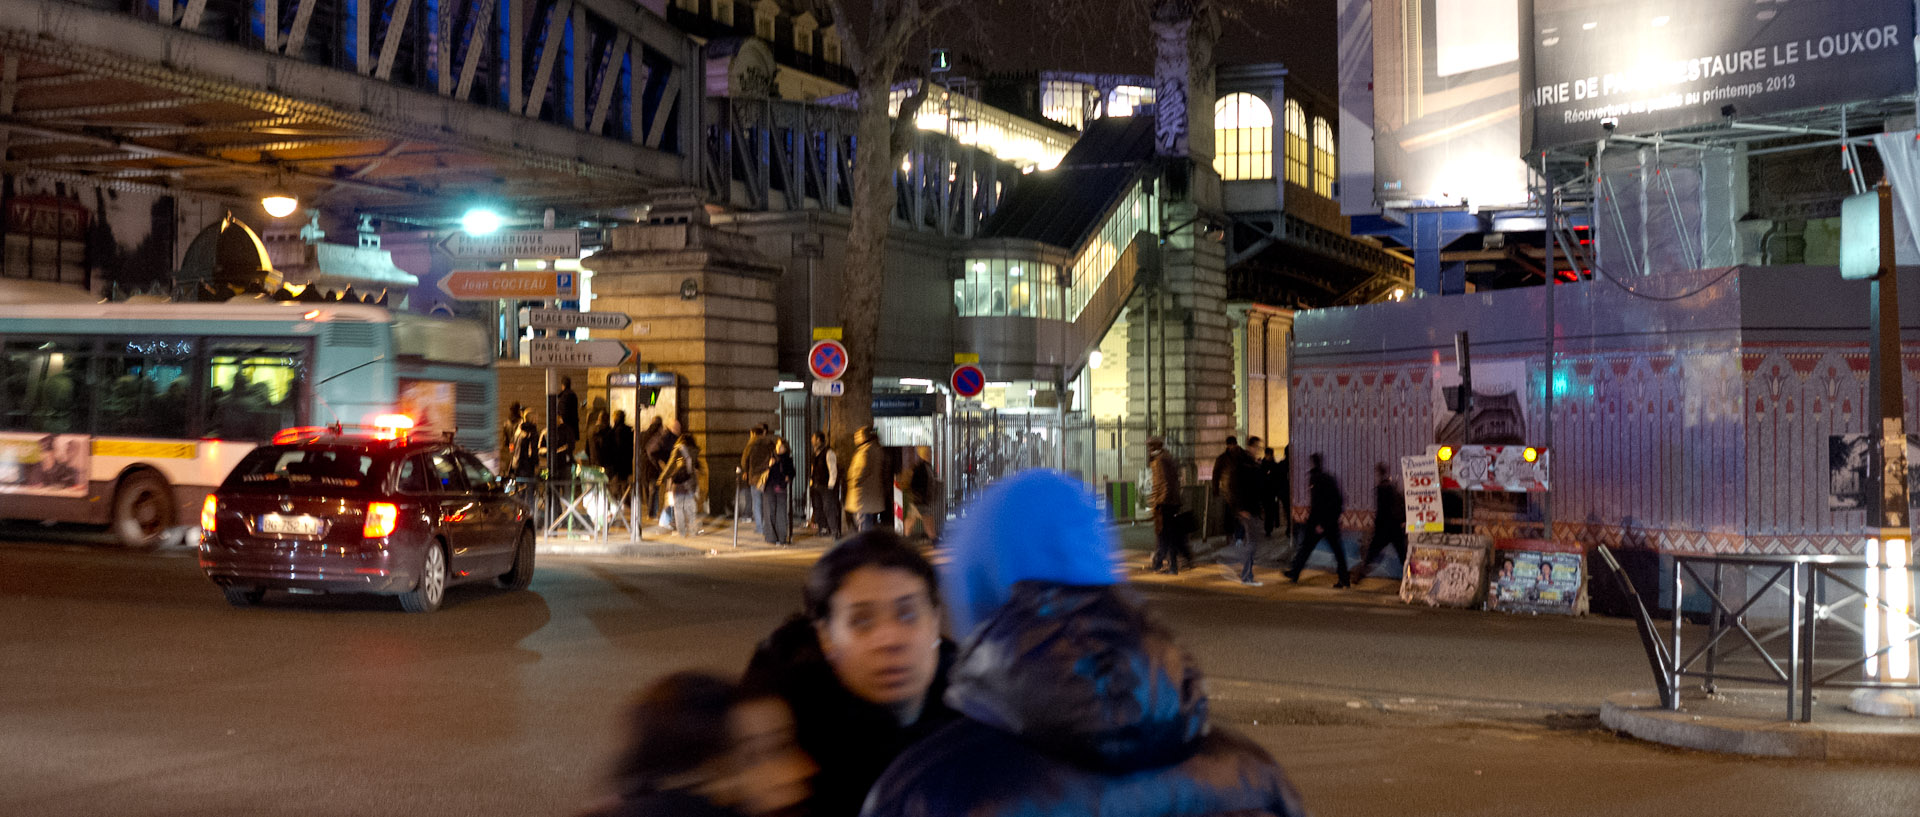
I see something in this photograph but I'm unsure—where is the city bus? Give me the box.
[0,296,497,547]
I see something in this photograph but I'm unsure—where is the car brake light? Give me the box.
[363,502,398,538]
[201,495,218,532]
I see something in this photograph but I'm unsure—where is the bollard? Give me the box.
[732,467,741,549]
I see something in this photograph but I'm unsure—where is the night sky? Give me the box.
[945,0,1339,100]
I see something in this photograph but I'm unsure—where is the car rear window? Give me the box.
[224,446,385,492]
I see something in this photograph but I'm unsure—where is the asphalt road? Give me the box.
[2,529,1916,817]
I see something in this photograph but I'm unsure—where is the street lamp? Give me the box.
[261,191,298,219]
[462,207,504,235]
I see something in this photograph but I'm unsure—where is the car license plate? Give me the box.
[258,514,323,536]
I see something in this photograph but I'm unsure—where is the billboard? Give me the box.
[1532,0,1916,150]
[1368,0,1534,209]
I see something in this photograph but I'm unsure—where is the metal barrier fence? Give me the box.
[507,476,644,543]
[1597,547,1920,722]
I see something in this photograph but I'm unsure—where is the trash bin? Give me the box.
[1105,481,1136,522]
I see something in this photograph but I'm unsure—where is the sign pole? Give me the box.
[1852,179,1920,716]
[1541,152,1558,542]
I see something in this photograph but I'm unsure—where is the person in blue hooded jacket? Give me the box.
[862,470,1308,817]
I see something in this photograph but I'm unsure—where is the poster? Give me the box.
[0,433,91,497]
[1827,433,1920,511]
[1490,540,1585,615]
[1401,454,1443,532]
[397,380,456,433]
[1401,532,1490,607]
[1432,358,1529,446]
[1531,0,1915,150]
[1368,0,1531,208]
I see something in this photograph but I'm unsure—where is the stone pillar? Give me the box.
[583,200,782,517]
[1148,0,1235,481]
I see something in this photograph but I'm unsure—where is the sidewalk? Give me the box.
[1602,688,1920,761]
[536,513,842,557]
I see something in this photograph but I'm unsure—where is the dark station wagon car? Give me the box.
[199,421,533,612]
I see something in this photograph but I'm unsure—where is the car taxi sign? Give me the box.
[808,340,849,381]
[950,364,985,398]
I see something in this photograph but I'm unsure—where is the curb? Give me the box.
[1600,690,1920,761]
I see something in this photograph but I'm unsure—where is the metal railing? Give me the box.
[507,475,644,543]
[1597,547,1920,722]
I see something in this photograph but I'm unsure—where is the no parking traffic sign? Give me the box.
[951,364,985,398]
[808,340,849,381]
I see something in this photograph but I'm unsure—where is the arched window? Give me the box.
[1312,116,1336,198]
[1284,99,1309,188]
[1212,93,1273,181]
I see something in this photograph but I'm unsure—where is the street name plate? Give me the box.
[438,229,580,260]
[524,338,631,367]
[523,308,631,331]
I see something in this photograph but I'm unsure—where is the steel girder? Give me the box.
[702,97,1022,236]
[0,0,699,218]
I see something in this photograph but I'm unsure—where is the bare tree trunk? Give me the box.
[830,71,897,445]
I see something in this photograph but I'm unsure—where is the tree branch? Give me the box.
[888,78,929,162]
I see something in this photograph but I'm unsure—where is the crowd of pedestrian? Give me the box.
[582,471,1308,817]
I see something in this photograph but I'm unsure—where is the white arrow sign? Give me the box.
[438,229,580,260]
[524,338,632,368]
[522,308,632,331]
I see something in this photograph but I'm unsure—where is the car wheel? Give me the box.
[398,543,448,613]
[111,472,174,549]
[222,586,266,607]
[495,526,535,591]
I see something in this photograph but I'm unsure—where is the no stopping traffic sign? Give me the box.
[808,340,849,381]
[951,364,985,398]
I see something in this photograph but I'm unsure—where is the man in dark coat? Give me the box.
[1219,439,1265,586]
[1353,461,1409,583]
[1285,452,1351,586]
[743,532,959,817]
[863,470,1308,817]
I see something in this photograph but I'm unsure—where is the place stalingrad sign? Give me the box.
[437,229,580,260]
[1530,0,1914,150]
[521,307,630,331]
[521,338,631,368]
[439,270,577,300]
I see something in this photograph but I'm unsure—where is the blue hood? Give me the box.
[941,469,1118,636]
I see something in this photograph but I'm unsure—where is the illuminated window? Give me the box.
[1107,85,1156,118]
[674,0,696,10]
[1212,93,1273,181]
[822,30,841,64]
[714,0,733,25]
[1042,80,1098,130]
[756,11,775,41]
[1312,116,1336,198]
[793,14,815,55]
[1284,99,1308,188]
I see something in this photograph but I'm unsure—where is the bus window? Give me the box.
[0,339,92,434]
[204,342,306,442]
[96,338,193,438]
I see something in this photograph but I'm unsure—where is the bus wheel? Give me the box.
[111,472,174,549]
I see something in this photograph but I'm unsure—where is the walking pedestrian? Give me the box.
[663,433,705,539]
[1353,461,1409,583]
[1146,437,1190,575]
[1208,436,1241,540]
[647,419,679,521]
[897,446,937,544]
[846,427,885,532]
[742,531,959,817]
[499,401,523,470]
[741,424,775,537]
[585,408,611,469]
[863,470,1308,817]
[1220,437,1265,586]
[1260,444,1284,536]
[1285,452,1351,586]
[763,437,796,544]
[604,410,635,503]
[511,407,541,480]
[807,432,843,540]
[551,376,581,476]
[580,672,814,817]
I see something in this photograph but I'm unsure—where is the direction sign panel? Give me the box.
[440,270,577,300]
[808,340,848,381]
[437,229,580,260]
[524,338,631,367]
[950,364,985,398]
[523,307,631,331]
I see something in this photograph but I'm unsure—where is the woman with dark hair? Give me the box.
[742,531,957,817]
[585,671,815,817]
